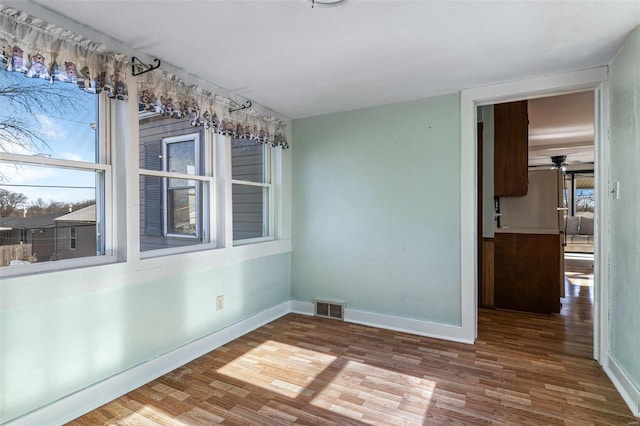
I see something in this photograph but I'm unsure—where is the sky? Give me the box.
[0,69,98,206]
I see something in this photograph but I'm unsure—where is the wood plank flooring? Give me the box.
[70,272,637,425]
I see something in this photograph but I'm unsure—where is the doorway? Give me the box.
[459,67,610,363]
[477,91,596,358]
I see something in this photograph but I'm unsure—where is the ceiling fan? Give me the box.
[551,155,567,169]
[529,154,593,170]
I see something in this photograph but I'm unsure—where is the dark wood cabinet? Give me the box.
[494,100,528,196]
[494,232,561,314]
[480,238,495,308]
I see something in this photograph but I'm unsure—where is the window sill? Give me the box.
[228,238,290,260]
[1,240,291,282]
[139,242,221,260]
[0,255,118,280]
[233,235,275,246]
[137,238,291,269]
[1,240,292,309]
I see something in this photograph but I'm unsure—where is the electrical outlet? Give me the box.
[612,181,620,199]
[216,295,224,311]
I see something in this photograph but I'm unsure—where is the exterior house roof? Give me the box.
[0,211,69,230]
[54,205,96,223]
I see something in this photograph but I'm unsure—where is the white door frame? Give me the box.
[459,67,610,363]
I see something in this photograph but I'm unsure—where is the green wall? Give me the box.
[0,253,290,423]
[291,94,462,325]
[609,26,640,390]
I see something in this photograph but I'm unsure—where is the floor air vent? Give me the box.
[314,300,344,321]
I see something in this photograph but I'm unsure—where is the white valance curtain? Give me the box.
[0,5,288,148]
[0,6,128,98]
[138,70,288,148]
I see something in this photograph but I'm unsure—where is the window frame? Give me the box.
[564,170,595,217]
[138,128,217,258]
[161,133,201,239]
[69,226,78,250]
[231,140,275,246]
[0,92,115,277]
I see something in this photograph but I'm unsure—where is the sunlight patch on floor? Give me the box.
[216,340,337,398]
[566,271,594,287]
[215,340,436,423]
[310,359,436,423]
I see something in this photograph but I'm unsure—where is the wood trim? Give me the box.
[480,237,495,308]
[559,231,566,298]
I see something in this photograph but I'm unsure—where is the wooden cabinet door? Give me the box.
[494,100,529,196]
[494,233,518,309]
[495,233,561,314]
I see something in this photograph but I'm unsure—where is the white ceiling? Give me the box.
[20,0,640,119]
[527,91,595,167]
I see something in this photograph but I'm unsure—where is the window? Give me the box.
[69,227,78,250]
[0,69,108,271]
[231,138,273,243]
[574,173,594,217]
[563,172,594,217]
[163,135,201,238]
[139,117,212,253]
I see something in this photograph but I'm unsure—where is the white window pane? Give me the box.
[0,163,97,203]
[166,140,196,174]
[0,69,99,162]
[231,139,266,183]
[232,184,268,241]
[167,186,198,236]
[0,164,103,267]
[574,173,594,217]
[139,176,205,252]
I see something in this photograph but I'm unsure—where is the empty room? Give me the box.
[1,1,639,424]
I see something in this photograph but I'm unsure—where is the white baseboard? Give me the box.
[604,354,640,417]
[289,301,473,344]
[290,300,314,315]
[7,301,291,426]
[345,308,473,344]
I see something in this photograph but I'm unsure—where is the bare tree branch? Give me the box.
[0,73,83,157]
[0,119,48,152]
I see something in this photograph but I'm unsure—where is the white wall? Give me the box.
[291,94,462,327]
[608,24,640,404]
[0,250,291,423]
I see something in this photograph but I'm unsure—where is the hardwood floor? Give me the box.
[479,265,594,360]
[70,274,636,425]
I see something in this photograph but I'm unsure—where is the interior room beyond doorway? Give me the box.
[478,89,596,358]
